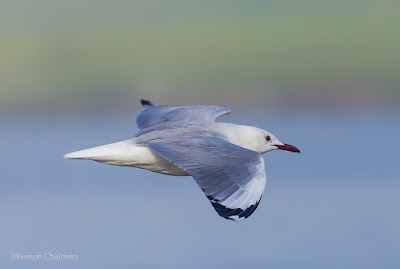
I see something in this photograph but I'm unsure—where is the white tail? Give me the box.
[64,139,138,164]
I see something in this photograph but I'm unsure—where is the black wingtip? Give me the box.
[140,99,155,107]
[210,197,262,221]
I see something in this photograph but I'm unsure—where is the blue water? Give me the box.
[1,109,399,269]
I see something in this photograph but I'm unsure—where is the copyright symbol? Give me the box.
[10,253,16,259]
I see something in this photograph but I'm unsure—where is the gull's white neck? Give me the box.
[215,123,264,153]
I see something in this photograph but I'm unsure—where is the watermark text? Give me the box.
[10,252,78,262]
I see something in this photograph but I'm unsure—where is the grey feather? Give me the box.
[136,105,230,130]
[147,136,266,220]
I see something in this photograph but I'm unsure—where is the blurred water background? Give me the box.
[1,0,399,268]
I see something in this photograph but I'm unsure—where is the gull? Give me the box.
[64,99,300,220]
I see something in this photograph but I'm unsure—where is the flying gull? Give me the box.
[64,99,300,220]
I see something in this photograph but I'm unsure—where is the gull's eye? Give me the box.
[266,135,271,141]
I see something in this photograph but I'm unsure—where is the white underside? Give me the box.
[64,139,190,176]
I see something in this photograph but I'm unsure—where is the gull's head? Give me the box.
[245,127,301,154]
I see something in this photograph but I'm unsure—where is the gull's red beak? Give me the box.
[276,143,301,153]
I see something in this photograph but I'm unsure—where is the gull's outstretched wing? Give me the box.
[136,99,230,130]
[147,136,266,220]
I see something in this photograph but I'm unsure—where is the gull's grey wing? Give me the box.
[147,136,266,220]
[136,100,230,130]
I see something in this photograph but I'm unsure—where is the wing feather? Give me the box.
[136,103,230,130]
[147,136,266,220]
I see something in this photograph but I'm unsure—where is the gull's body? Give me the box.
[65,100,300,220]
[66,123,278,175]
